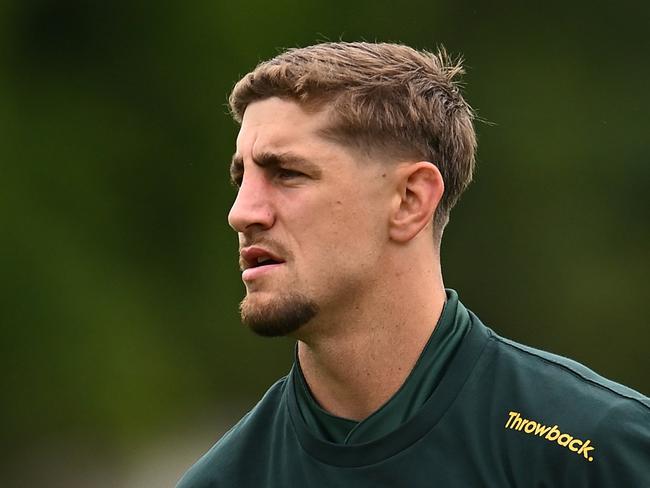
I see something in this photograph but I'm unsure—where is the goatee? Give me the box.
[240,292,319,337]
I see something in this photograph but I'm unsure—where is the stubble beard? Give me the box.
[239,292,319,337]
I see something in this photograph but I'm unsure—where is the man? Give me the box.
[178,42,649,487]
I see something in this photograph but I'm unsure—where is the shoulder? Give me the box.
[479,326,650,485]
[176,376,290,488]
[488,328,648,411]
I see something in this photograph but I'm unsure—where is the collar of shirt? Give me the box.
[292,288,471,444]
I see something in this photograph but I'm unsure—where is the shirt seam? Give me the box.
[491,332,650,413]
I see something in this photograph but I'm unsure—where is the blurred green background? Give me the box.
[1,0,648,486]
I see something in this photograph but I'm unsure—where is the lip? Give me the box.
[239,245,285,282]
[242,262,284,281]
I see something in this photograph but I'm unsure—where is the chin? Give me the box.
[240,292,319,337]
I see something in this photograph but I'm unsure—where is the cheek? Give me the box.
[319,198,385,264]
[285,187,387,272]
[334,193,387,238]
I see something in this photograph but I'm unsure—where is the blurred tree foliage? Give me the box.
[1,0,648,473]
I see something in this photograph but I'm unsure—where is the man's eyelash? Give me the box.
[276,168,304,178]
[229,167,305,188]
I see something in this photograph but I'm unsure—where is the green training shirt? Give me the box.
[177,291,650,487]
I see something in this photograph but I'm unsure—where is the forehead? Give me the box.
[236,97,335,157]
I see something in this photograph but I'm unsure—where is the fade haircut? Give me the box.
[229,42,477,235]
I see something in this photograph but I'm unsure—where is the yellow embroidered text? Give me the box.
[505,411,595,462]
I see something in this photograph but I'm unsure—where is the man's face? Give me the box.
[228,97,393,337]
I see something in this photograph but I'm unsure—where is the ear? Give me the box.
[388,162,444,242]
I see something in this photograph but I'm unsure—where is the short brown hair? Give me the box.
[229,42,477,234]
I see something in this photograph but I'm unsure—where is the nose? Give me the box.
[228,171,275,233]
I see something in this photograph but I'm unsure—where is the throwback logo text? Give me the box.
[505,411,595,462]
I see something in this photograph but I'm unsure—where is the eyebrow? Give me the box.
[229,151,322,184]
[230,155,244,185]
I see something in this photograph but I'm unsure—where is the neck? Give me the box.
[296,248,445,421]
